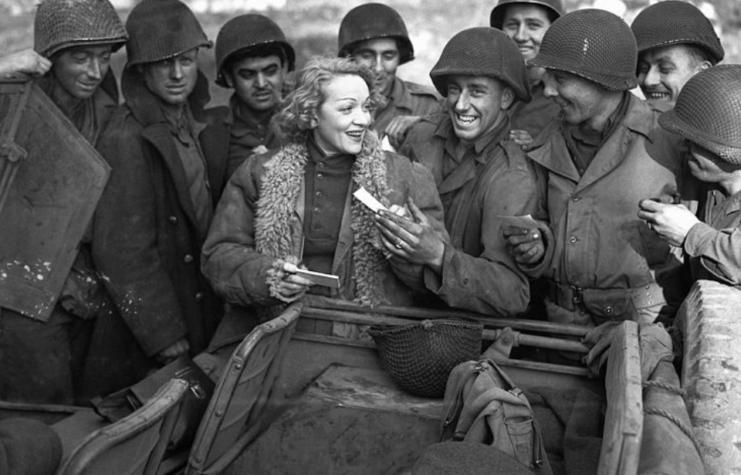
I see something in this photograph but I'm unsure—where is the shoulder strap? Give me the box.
[440,361,482,441]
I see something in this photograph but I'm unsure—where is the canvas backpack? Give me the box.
[440,359,553,474]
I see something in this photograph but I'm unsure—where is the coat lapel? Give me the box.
[142,125,201,234]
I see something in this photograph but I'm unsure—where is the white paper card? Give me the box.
[353,187,387,213]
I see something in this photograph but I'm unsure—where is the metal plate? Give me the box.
[0,78,110,321]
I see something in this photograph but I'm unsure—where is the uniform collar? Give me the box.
[434,112,511,158]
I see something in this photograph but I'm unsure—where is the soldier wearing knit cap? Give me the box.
[92,0,229,373]
[212,14,295,175]
[632,0,724,104]
[640,65,741,286]
[385,27,538,317]
[0,0,128,405]
[506,9,691,332]
[338,3,442,149]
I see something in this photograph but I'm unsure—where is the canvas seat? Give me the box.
[53,378,188,475]
[183,302,302,475]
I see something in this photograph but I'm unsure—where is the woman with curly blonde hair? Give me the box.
[202,56,444,328]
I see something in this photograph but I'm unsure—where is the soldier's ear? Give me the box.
[224,71,234,89]
[501,86,515,110]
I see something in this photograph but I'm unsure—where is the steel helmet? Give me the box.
[125,0,212,68]
[530,9,637,91]
[338,3,414,65]
[659,65,741,164]
[34,0,127,57]
[214,14,295,87]
[490,0,564,29]
[631,0,724,64]
[430,27,531,103]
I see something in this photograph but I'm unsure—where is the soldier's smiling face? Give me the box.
[352,38,400,98]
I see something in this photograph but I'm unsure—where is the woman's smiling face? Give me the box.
[313,74,373,156]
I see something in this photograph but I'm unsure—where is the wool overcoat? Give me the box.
[92,69,231,358]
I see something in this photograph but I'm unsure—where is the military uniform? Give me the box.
[0,0,127,404]
[372,78,442,136]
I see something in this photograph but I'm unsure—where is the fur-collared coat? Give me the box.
[92,68,231,359]
[201,132,444,309]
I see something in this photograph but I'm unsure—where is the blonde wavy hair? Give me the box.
[274,55,386,142]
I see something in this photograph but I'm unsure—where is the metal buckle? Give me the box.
[570,285,583,308]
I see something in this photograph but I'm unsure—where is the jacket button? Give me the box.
[572,195,580,202]
[604,306,613,315]
[195,292,203,301]
[169,216,178,224]
[184,254,194,263]
[570,236,578,244]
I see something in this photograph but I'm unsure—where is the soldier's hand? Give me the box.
[157,337,190,365]
[504,226,544,265]
[374,197,446,272]
[582,322,622,377]
[637,199,699,247]
[384,115,420,150]
[0,49,51,77]
[509,129,534,148]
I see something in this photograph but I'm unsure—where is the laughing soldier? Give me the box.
[505,10,691,333]
[384,27,538,317]
[632,0,724,105]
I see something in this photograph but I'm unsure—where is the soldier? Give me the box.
[639,65,741,286]
[212,14,295,175]
[632,0,724,105]
[92,0,229,369]
[338,3,443,149]
[490,0,564,143]
[380,27,537,317]
[0,0,127,404]
[505,10,689,331]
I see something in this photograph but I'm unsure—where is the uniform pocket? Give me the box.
[505,416,534,465]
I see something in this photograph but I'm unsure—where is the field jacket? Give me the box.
[685,186,741,286]
[525,94,690,326]
[373,78,443,140]
[399,113,538,317]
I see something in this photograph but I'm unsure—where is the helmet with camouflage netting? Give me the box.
[529,9,637,91]
[659,65,741,165]
[34,0,127,57]
[631,0,724,64]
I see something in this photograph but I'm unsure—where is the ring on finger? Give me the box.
[395,240,404,250]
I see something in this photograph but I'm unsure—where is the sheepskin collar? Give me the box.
[254,131,391,307]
